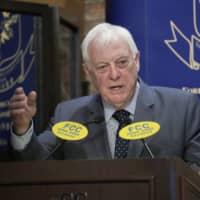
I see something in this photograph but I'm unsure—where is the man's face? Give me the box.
[84,38,140,109]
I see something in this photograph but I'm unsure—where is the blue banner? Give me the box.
[0,12,36,156]
[106,0,200,94]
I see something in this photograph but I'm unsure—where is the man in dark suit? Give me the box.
[8,23,200,171]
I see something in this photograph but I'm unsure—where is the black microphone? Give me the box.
[43,117,104,160]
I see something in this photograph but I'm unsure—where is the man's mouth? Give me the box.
[110,85,123,90]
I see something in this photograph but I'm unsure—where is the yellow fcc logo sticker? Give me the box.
[119,121,160,140]
[52,121,88,141]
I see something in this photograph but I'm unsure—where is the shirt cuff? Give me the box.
[10,122,33,151]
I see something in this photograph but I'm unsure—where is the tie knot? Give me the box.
[113,109,130,124]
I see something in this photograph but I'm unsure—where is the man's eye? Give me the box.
[98,65,106,69]
[96,65,108,72]
[116,59,128,68]
[121,60,128,64]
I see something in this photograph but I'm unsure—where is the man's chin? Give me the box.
[108,98,127,109]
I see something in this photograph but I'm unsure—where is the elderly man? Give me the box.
[8,23,200,172]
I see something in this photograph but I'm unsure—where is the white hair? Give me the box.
[81,23,139,63]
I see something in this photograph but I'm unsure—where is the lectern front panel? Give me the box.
[0,180,154,200]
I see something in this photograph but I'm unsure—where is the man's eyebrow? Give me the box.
[96,61,109,65]
[95,56,130,65]
[115,56,129,60]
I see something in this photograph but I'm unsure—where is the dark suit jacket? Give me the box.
[13,80,200,168]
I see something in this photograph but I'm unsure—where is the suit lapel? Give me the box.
[128,81,156,158]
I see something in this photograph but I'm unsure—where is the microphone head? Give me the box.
[119,121,160,140]
[52,121,88,141]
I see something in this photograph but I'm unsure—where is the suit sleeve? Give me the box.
[183,94,200,172]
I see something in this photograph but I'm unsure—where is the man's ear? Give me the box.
[135,52,140,72]
[83,64,91,82]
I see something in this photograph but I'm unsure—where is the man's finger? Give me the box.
[14,87,25,95]
[27,91,37,107]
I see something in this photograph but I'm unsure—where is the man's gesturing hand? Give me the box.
[9,87,37,135]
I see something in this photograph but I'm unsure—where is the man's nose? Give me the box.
[109,63,120,80]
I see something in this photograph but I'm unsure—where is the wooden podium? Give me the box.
[0,158,199,200]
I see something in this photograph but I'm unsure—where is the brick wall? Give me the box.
[84,0,105,36]
[82,0,105,94]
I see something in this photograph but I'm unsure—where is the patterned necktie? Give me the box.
[113,109,131,159]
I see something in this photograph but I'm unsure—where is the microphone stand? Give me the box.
[142,139,154,158]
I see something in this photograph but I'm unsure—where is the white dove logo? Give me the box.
[165,0,200,70]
